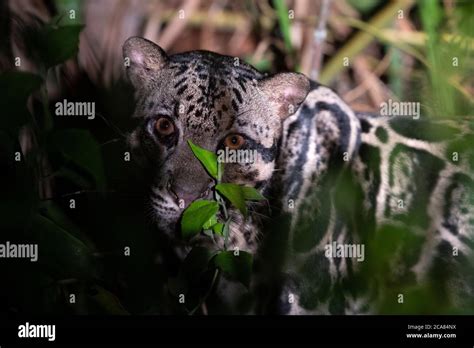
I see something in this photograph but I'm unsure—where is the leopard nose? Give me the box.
[167,180,213,208]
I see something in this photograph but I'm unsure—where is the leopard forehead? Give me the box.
[135,51,279,148]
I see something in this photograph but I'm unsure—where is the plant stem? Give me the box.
[216,192,229,220]
[188,268,220,315]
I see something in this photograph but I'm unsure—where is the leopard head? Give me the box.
[123,37,309,240]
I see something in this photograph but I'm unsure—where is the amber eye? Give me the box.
[224,134,245,149]
[155,117,175,136]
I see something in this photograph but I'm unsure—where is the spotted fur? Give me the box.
[123,37,474,314]
[274,87,474,314]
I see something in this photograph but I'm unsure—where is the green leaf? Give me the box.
[47,129,106,190]
[242,186,266,201]
[214,251,253,288]
[54,0,83,25]
[188,140,219,180]
[182,247,216,280]
[31,214,96,280]
[202,214,217,230]
[89,285,129,315]
[215,183,247,216]
[39,24,84,68]
[181,200,219,238]
[212,222,224,236]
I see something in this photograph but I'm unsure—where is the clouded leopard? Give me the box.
[123,37,474,314]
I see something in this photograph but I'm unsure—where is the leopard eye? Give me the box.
[224,134,245,149]
[155,117,175,136]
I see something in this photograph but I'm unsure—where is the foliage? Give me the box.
[179,141,266,309]
[0,16,126,315]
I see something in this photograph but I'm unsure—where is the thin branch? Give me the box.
[187,268,220,316]
[95,111,127,139]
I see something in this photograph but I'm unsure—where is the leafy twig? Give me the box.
[179,141,264,313]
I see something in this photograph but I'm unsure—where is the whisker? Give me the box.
[248,209,271,220]
[95,111,128,139]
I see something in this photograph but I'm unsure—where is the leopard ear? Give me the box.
[123,37,169,88]
[258,72,310,119]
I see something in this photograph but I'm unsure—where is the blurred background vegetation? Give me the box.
[0,0,473,315]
